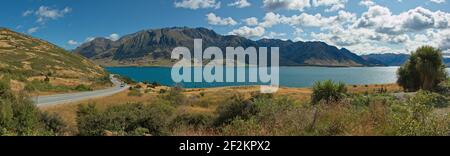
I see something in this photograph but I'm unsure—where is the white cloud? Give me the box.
[243,17,259,26]
[312,0,348,12]
[262,0,347,12]
[106,33,120,41]
[229,26,265,38]
[355,6,450,35]
[259,12,282,28]
[34,6,72,23]
[228,0,251,8]
[67,40,79,46]
[359,0,375,7]
[206,13,237,26]
[27,27,39,34]
[22,10,33,17]
[174,0,221,9]
[262,0,311,11]
[430,0,446,4]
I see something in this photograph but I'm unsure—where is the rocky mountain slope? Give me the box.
[74,27,376,67]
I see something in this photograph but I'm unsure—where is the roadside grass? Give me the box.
[40,84,404,136]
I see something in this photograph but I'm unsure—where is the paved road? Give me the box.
[34,75,129,106]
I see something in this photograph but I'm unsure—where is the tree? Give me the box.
[311,80,347,105]
[397,46,447,91]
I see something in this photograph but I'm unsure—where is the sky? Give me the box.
[1,0,450,55]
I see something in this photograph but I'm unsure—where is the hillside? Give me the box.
[363,53,450,66]
[0,28,110,93]
[362,53,410,66]
[74,27,376,67]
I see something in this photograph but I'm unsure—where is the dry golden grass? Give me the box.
[40,83,401,134]
[347,84,402,94]
[40,89,157,132]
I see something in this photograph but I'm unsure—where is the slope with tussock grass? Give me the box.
[0,28,111,94]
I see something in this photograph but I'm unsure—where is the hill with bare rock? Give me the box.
[74,27,377,67]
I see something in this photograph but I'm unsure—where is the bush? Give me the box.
[397,46,447,91]
[311,80,347,105]
[76,101,175,136]
[161,85,186,105]
[386,94,450,136]
[0,78,66,136]
[171,113,214,128]
[214,94,258,126]
[74,84,92,91]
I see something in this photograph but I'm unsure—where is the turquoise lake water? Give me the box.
[105,66,431,88]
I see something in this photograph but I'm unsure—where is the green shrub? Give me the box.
[311,80,347,105]
[397,46,447,91]
[214,94,258,126]
[0,78,66,136]
[171,113,214,128]
[161,85,186,105]
[222,118,264,136]
[74,84,92,91]
[76,101,175,136]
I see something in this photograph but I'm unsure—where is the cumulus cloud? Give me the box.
[34,6,72,23]
[355,6,450,35]
[262,0,347,12]
[243,17,259,26]
[106,33,120,41]
[67,40,79,46]
[312,0,348,12]
[359,0,375,7]
[430,0,446,4]
[229,26,266,38]
[228,0,251,8]
[206,13,238,26]
[262,0,311,11]
[174,0,221,9]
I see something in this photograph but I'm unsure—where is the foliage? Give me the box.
[397,46,447,91]
[0,78,66,136]
[76,101,175,136]
[214,94,258,126]
[160,85,186,105]
[311,80,347,105]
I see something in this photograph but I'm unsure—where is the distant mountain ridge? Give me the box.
[362,53,450,66]
[74,27,377,67]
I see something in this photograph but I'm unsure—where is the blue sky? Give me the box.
[1,0,450,55]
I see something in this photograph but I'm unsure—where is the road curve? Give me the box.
[34,75,129,106]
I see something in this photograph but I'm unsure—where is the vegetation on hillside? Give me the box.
[0,28,111,93]
[0,78,66,136]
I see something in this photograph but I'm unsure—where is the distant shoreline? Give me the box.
[102,65,397,68]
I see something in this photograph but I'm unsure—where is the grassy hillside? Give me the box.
[0,28,110,94]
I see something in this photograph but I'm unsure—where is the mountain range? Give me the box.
[363,53,450,66]
[74,27,378,67]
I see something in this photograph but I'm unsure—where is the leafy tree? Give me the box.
[397,46,447,91]
[311,80,347,105]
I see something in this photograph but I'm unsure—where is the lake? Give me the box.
[106,66,426,88]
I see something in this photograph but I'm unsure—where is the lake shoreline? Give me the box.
[102,65,397,68]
